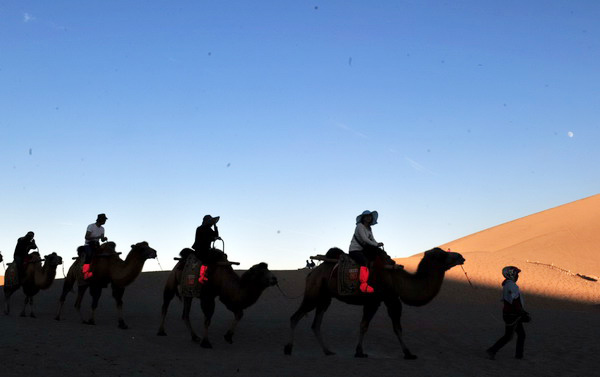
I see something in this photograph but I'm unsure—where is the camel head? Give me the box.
[240,262,278,289]
[421,247,465,272]
[44,252,63,267]
[131,241,157,260]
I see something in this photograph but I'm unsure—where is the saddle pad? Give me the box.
[337,254,360,296]
[180,254,203,298]
[74,258,86,286]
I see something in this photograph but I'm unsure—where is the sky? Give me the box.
[1,1,599,272]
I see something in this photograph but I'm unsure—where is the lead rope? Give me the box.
[155,255,164,271]
[447,248,475,289]
[276,283,304,300]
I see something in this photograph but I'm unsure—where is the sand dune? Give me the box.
[395,194,600,304]
[1,195,599,376]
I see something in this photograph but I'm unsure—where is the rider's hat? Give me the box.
[202,215,220,226]
[356,210,378,225]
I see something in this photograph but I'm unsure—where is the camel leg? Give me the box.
[355,302,380,358]
[29,296,36,318]
[312,296,335,356]
[200,297,216,348]
[284,296,320,355]
[4,286,17,315]
[112,285,128,329]
[224,310,243,344]
[84,285,102,325]
[384,298,417,360]
[182,297,201,342]
[157,283,177,336]
[55,274,76,320]
[20,296,29,317]
[75,284,89,323]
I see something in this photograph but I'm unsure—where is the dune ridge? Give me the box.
[395,194,600,304]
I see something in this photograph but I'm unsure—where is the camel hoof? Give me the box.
[325,350,336,356]
[157,330,167,336]
[118,320,128,330]
[20,313,26,317]
[30,313,36,318]
[354,352,368,358]
[224,331,233,344]
[284,344,293,355]
[54,316,61,321]
[83,319,95,325]
[200,339,213,349]
[191,334,201,343]
[404,353,418,360]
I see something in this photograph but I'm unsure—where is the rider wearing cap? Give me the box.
[82,213,108,279]
[192,214,222,283]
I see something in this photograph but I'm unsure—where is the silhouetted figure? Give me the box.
[192,214,222,284]
[305,260,311,269]
[83,213,108,279]
[349,210,385,293]
[13,231,37,282]
[487,266,531,360]
[309,260,315,269]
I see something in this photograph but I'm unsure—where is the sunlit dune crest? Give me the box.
[395,194,600,304]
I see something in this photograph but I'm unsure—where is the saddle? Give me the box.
[180,254,204,298]
[335,254,361,296]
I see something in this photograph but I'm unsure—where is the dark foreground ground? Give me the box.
[1,270,598,376]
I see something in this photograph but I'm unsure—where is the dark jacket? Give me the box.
[192,225,219,262]
[14,237,37,259]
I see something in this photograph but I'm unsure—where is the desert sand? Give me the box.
[1,195,599,376]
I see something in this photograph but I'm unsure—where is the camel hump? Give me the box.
[325,247,345,259]
[179,248,194,259]
[25,252,42,264]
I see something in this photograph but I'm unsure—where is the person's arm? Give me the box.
[213,225,220,240]
[355,224,380,248]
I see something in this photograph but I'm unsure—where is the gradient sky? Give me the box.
[1,1,598,272]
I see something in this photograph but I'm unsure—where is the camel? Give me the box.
[4,252,63,317]
[284,247,465,359]
[55,241,157,329]
[157,249,278,348]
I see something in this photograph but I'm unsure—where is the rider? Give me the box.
[191,214,222,283]
[13,231,38,283]
[349,210,384,293]
[82,213,108,279]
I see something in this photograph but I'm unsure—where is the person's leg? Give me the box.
[487,321,516,358]
[82,244,94,279]
[515,322,526,359]
[14,255,24,282]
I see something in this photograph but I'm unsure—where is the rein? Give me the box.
[212,238,225,253]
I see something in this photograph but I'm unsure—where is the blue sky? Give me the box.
[1,1,598,271]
